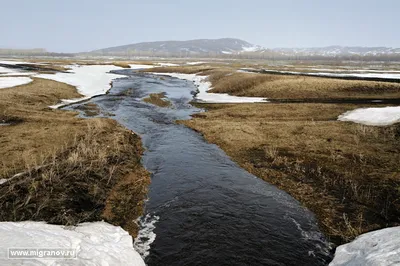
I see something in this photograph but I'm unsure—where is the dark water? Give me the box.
[68,70,332,266]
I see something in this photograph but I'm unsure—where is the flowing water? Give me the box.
[68,70,332,266]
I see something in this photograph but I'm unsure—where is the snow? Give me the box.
[186,62,207,65]
[0,221,145,266]
[0,66,17,74]
[152,72,268,103]
[329,226,400,266]
[36,64,123,98]
[0,72,36,76]
[129,64,155,69]
[222,51,233,55]
[0,60,35,65]
[36,64,155,108]
[242,45,262,52]
[338,106,400,126]
[157,62,179,67]
[0,77,32,89]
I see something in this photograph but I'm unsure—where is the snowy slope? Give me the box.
[0,221,145,266]
[329,226,400,266]
[0,77,32,89]
[338,106,400,126]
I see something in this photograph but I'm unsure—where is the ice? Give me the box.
[0,221,145,266]
[338,106,400,126]
[0,77,32,89]
[329,226,400,266]
[152,72,267,103]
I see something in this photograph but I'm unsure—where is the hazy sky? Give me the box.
[0,0,398,52]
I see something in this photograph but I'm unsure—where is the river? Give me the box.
[67,69,332,266]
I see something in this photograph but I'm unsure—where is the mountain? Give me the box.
[272,46,400,57]
[88,38,263,56]
[84,39,400,60]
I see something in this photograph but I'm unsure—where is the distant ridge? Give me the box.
[88,38,263,56]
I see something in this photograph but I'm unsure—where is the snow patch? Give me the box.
[0,72,36,77]
[153,72,267,103]
[329,226,400,266]
[0,221,145,266]
[36,64,123,99]
[157,62,179,67]
[338,106,400,126]
[129,64,155,69]
[0,77,32,89]
[37,64,154,108]
[186,62,207,65]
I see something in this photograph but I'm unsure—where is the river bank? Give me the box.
[0,70,150,239]
[147,65,400,245]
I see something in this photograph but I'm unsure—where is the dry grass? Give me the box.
[141,65,215,74]
[207,71,400,99]
[182,102,400,244]
[73,103,101,117]
[143,92,171,107]
[0,119,149,236]
[146,64,400,99]
[0,77,150,237]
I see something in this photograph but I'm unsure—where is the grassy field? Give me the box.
[0,77,149,237]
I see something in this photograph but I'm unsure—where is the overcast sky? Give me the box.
[0,0,398,52]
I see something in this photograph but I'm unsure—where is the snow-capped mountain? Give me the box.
[89,38,263,55]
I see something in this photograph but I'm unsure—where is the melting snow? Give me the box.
[36,65,124,108]
[153,72,267,103]
[338,106,400,126]
[157,62,179,67]
[0,221,145,266]
[329,226,400,266]
[36,64,153,108]
[186,62,207,65]
[0,77,32,89]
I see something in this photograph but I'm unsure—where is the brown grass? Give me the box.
[182,102,400,244]
[73,103,101,117]
[0,77,150,237]
[147,64,400,99]
[141,65,215,74]
[143,92,171,107]
[207,71,400,99]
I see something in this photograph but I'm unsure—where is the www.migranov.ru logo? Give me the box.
[8,248,76,259]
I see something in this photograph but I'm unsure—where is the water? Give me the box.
[68,69,332,265]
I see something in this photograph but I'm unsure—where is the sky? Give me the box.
[0,0,398,53]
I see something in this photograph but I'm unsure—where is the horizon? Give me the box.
[1,0,398,53]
